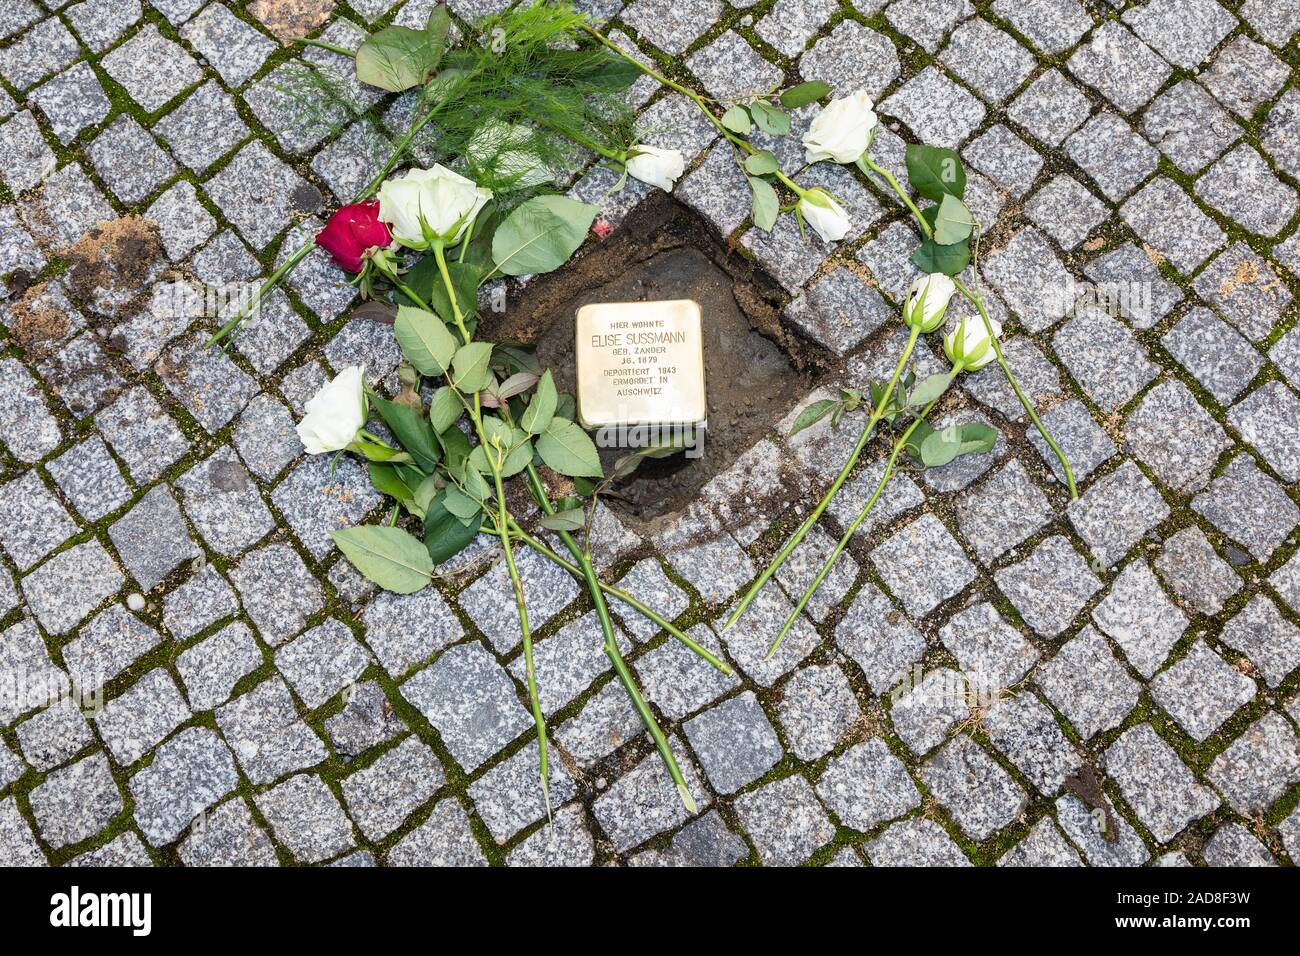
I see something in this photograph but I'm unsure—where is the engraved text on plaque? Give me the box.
[575,299,707,429]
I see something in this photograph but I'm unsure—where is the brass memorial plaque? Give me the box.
[575,299,707,429]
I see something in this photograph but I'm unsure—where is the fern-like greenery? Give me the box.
[271,1,638,204]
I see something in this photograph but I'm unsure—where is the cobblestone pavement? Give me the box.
[2,0,1300,867]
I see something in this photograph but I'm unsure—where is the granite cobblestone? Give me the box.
[0,0,1296,868]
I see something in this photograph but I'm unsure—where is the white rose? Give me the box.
[296,365,368,453]
[904,273,956,332]
[944,314,1003,370]
[377,164,492,250]
[799,189,851,242]
[803,90,878,165]
[625,145,685,191]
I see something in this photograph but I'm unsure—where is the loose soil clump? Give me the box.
[65,216,164,318]
[249,0,336,43]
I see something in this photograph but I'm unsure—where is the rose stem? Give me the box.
[503,517,732,675]
[953,276,1077,498]
[432,240,472,341]
[293,38,356,56]
[722,323,922,631]
[766,368,960,658]
[518,454,696,813]
[206,244,314,352]
[858,156,1078,499]
[491,448,550,819]
[431,262,552,817]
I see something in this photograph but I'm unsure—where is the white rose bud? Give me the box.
[625,145,686,191]
[944,314,1003,371]
[377,164,492,250]
[296,365,368,454]
[903,274,956,333]
[799,188,851,242]
[803,90,878,165]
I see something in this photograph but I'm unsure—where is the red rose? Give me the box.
[315,201,392,273]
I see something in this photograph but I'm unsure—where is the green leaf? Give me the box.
[535,418,602,478]
[469,419,531,477]
[491,195,598,276]
[554,392,576,422]
[439,424,470,473]
[578,56,642,92]
[395,257,439,309]
[611,452,645,479]
[916,423,996,468]
[422,5,451,58]
[428,386,461,434]
[779,81,831,109]
[422,64,470,106]
[904,420,935,461]
[540,507,586,532]
[443,484,483,520]
[721,105,752,134]
[644,438,689,459]
[481,415,512,446]
[521,369,557,434]
[933,194,974,245]
[395,305,458,376]
[412,474,438,517]
[496,371,538,401]
[918,429,956,468]
[500,435,535,477]
[456,464,492,505]
[355,26,439,93]
[744,150,779,175]
[331,526,432,594]
[869,381,902,423]
[907,373,952,408]
[451,341,494,393]
[424,492,482,564]
[610,437,686,481]
[371,395,441,472]
[460,201,504,272]
[919,426,963,468]
[469,434,532,478]
[750,100,791,135]
[956,422,998,455]
[349,300,397,324]
[492,341,540,377]
[911,236,970,277]
[748,176,779,231]
[919,203,940,233]
[369,462,420,509]
[789,398,838,437]
[423,259,480,329]
[905,144,966,202]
